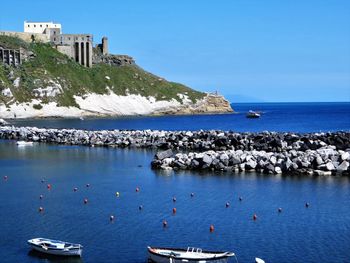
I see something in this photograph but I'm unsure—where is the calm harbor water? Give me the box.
[1,102,350,263]
[8,102,350,132]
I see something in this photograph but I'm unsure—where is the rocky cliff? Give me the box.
[0,35,233,118]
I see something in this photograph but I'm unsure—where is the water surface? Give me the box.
[8,102,350,132]
[0,140,349,263]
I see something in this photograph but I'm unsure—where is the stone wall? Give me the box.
[0,31,50,43]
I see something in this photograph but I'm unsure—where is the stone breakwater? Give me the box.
[0,125,349,176]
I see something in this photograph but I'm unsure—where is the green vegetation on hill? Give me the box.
[0,35,205,107]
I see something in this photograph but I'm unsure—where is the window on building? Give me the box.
[40,24,42,27]
[68,37,71,41]
[34,25,36,27]
[46,25,48,27]
[54,31,56,35]
[54,38,56,41]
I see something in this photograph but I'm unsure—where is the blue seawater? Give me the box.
[0,102,349,263]
[9,102,350,132]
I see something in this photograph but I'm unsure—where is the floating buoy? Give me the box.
[47,184,51,190]
[73,187,78,192]
[209,225,214,232]
[84,198,88,204]
[4,176,8,180]
[305,202,310,208]
[226,202,230,208]
[38,207,43,212]
[173,197,176,202]
[136,187,140,192]
[139,205,143,210]
[110,215,115,221]
[116,192,120,197]
[239,196,243,201]
[163,220,168,227]
[278,207,282,213]
[172,208,177,214]
[86,183,90,188]
[39,194,43,200]
[190,193,194,197]
[253,214,257,220]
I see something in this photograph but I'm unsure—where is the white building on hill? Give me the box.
[24,21,61,35]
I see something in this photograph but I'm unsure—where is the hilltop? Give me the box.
[0,35,232,118]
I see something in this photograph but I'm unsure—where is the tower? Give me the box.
[102,37,108,55]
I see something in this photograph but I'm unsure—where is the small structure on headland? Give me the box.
[0,48,21,66]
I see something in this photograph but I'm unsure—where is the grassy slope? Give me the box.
[0,35,205,108]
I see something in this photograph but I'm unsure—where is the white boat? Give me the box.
[246,110,261,118]
[27,238,83,257]
[16,141,34,146]
[147,246,235,263]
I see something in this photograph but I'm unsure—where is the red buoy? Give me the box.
[209,225,214,232]
[47,184,51,190]
[172,208,177,214]
[73,187,78,192]
[39,194,43,200]
[136,187,140,192]
[253,214,257,220]
[225,202,230,208]
[84,198,88,204]
[38,207,44,212]
[163,220,168,227]
[173,197,176,202]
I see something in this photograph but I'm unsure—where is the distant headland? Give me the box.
[0,21,233,118]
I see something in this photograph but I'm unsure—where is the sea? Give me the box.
[0,102,349,263]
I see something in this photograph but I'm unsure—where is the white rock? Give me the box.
[341,152,350,161]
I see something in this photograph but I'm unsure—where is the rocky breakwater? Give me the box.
[0,125,349,176]
[151,131,350,176]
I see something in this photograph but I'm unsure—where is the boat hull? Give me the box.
[29,244,82,256]
[148,253,231,263]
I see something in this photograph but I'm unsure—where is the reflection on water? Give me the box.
[28,250,84,263]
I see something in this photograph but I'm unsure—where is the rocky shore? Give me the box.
[0,124,349,176]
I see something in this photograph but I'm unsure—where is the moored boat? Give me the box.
[147,246,235,263]
[16,141,34,146]
[246,110,261,118]
[27,238,83,257]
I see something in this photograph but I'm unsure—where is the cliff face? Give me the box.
[0,35,233,118]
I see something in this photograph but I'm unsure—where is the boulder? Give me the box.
[341,152,350,161]
[245,160,257,170]
[274,167,282,174]
[337,161,349,171]
[155,149,173,160]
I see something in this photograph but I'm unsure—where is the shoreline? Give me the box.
[0,124,349,176]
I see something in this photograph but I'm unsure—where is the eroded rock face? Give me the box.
[154,94,234,115]
[93,54,135,67]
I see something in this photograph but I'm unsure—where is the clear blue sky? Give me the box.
[1,0,350,102]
